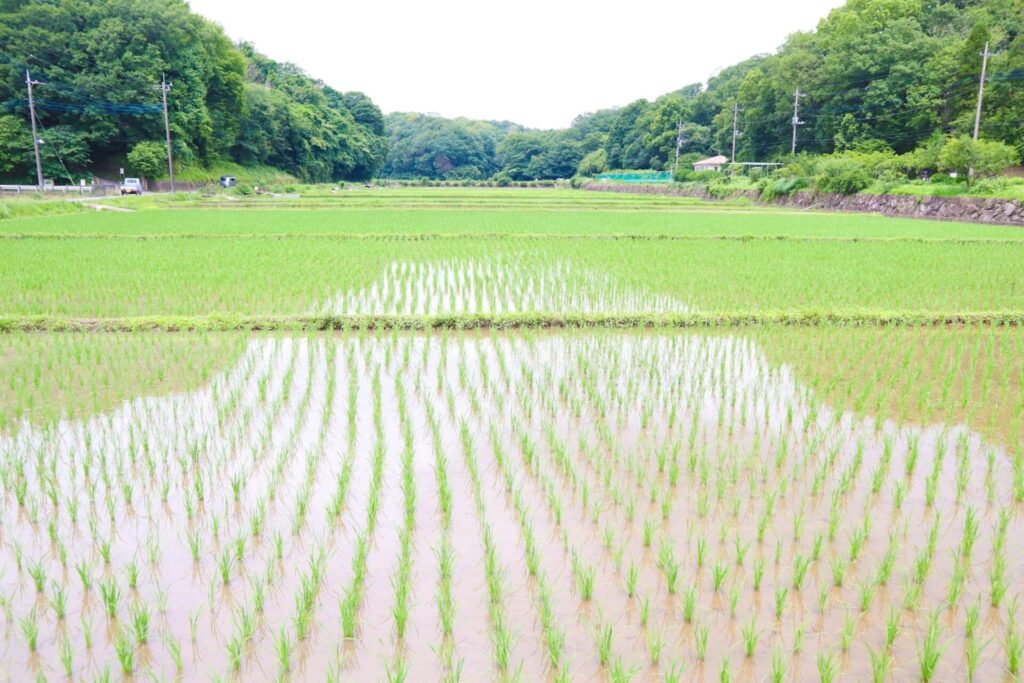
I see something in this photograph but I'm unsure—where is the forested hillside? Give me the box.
[2,0,1020,185]
[383,0,1024,180]
[0,0,387,183]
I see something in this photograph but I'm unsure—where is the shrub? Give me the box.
[126,141,166,181]
[691,170,722,184]
[874,169,906,194]
[939,136,1019,187]
[778,153,820,179]
[816,157,872,195]
[576,149,608,177]
[971,177,1012,195]
[929,173,952,184]
[759,176,807,201]
[707,176,736,199]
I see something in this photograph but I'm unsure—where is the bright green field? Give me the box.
[5,187,1024,240]
[1,189,1023,319]
[2,236,1023,317]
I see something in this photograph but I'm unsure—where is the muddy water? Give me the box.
[0,331,1021,681]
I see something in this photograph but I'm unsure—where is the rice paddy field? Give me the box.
[1,188,1023,682]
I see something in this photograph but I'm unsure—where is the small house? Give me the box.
[693,155,728,172]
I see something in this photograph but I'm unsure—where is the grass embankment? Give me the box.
[2,311,1022,332]
[6,187,1023,237]
[0,196,91,220]
[152,160,298,185]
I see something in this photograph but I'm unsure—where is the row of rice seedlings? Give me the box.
[425,403,463,681]
[317,255,689,316]
[454,418,518,677]
[340,367,387,644]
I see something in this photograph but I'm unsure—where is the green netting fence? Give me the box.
[595,171,674,183]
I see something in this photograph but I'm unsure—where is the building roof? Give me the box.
[694,155,729,166]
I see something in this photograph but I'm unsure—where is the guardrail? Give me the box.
[0,184,101,195]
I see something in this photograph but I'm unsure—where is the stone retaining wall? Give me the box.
[584,182,1024,226]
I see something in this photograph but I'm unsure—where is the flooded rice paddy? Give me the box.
[1,330,1022,682]
[314,257,690,316]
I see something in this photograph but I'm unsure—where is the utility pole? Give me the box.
[673,120,685,174]
[969,42,990,181]
[731,103,740,163]
[791,88,804,155]
[972,42,990,141]
[25,69,44,190]
[156,74,174,193]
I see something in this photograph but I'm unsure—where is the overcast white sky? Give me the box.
[187,0,846,129]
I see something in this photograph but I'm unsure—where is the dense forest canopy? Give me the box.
[383,114,522,179]
[0,0,387,182]
[384,0,1024,180]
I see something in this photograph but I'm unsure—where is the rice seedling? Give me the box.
[742,616,758,657]
[816,651,838,683]
[770,647,786,683]
[596,623,614,667]
[775,587,788,619]
[868,646,891,683]
[965,632,986,682]
[20,608,38,652]
[695,623,710,662]
[916,610,945,682]
[99,579,121,620]
[1007,623,1023,678]
[59,636,73,677]
[114,630,134,674]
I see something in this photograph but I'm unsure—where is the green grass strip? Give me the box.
[2,311,1022,333]
[2,232,1022,245]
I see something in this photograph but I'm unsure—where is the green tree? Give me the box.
[576,149,608,176]
[0,1,386,182]
[127,141,168,179]
[38,125,91,182]
[605,99,650,169]
[939,136,1019,186]
[0,114,29,178]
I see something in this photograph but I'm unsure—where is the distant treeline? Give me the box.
[0,0,386,183]
[383,0,1024,181]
